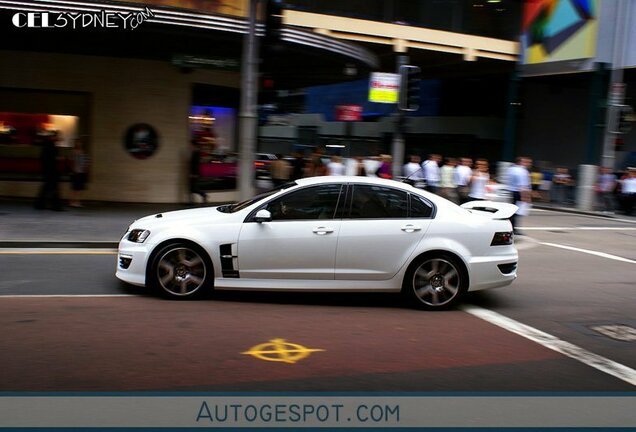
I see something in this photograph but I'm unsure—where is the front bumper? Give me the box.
[115,239,152,287]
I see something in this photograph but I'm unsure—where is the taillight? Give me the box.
[491,231,513,246]
[255,162,264,167]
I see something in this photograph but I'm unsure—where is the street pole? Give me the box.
[392,55,408,177]
[238,0,259,201]
[600,0,628,170]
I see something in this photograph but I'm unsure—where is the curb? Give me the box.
[0,241,118,249]
[533,205,619,219]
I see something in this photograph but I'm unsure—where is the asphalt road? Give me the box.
[1,210,635,392]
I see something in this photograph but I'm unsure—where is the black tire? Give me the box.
[149,242,213,299]
[403,253,468,310]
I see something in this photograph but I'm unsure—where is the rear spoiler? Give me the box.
[460,200,518,220]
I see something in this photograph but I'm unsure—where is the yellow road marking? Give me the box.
[242,338,325,364]
[0,250,117,255]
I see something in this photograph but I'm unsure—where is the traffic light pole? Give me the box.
[238,0,259,201]
[600,0,629,169]
[391,55,408,177]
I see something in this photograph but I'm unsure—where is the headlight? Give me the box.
[127,229,150,243]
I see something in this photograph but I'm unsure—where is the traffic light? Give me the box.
[617,105,635,134]
[264,0,284,47]
[398,65,421,112]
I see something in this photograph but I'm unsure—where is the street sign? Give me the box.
[369,72,399,104]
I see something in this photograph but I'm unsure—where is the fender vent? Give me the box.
[220,243,239,278]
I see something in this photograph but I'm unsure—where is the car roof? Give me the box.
[295,175,415,191]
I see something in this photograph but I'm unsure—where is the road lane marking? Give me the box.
[0,294,138,298]
[0,249,117,255]
[462,305,636,387]
[540,242,636,264]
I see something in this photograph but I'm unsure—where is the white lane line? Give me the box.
[523,227,636,231]
[540,242,636,264]
[462,305,636,387]
[0,294,139,298]
[0,249,117,255]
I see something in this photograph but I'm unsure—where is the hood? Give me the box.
[129,206,233,230]
[460,200,518,220]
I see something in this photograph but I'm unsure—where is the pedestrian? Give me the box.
[308,148,327,176]
[291,152,305,180]
[188,139,206,204]
[34,129,63,211]
[422,154,441,194]
[468,159,490,201]
[454,157,473,204]
[270,154,291,186]
[505,156,532,235]
[354,156,367,176]
[403,155,422,178]
[530,166,543,202]
[375,154,393,179]
[595,166,617,213]
[327,155,346,176]
[439,157,458,203]
[619,168,636,216]
[69,138,90,208]
[552,167,572,204]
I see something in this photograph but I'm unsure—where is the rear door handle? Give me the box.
[401,224,421,233]
[313,227,334,235]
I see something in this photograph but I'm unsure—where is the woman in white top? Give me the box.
[468,159,490,200]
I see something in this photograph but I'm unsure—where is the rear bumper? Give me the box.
[468,253,518,291]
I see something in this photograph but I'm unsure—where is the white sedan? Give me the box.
[116,176,518,309]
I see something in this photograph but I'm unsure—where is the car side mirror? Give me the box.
[254,209,271,223]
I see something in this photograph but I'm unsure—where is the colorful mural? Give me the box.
[112,0,247,17]
[521,0,599,64]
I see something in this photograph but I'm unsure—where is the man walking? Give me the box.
[423,154,441,194]
[506,157,532,235]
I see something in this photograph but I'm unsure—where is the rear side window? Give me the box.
[349,185,408,219]
[410,194,434,218]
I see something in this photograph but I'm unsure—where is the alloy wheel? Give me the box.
[156,247,207,297]
[412,258,461,307]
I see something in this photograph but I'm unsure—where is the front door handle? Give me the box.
[313,227,334,235]
[401,224,422,233]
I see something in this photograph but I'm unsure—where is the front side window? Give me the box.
[349,185,408,219]
[263,184,342,221]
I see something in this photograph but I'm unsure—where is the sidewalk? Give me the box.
[0,198,194,247]
[1,197,634,248]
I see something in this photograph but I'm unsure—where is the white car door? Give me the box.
[237,184,343,280]
[335,184,433,280]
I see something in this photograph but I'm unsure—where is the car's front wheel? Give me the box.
[149,242,212,299]
[404,254,467,310]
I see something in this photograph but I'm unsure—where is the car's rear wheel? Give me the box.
[404,254,467,310]
[150,243,212,299]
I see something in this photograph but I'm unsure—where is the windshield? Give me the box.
[217,181,297,213]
